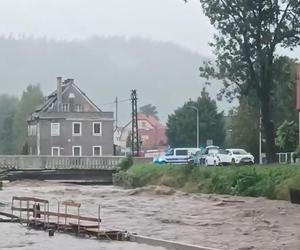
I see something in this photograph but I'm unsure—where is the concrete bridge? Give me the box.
[0,156,151,183]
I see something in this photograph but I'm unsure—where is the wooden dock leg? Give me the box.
[97,205,100,239]
[43,201,46,228]
[64,205,67,231]
[19,200,22,224]
[47,203,50,226]
[26,201,29,226]
[57,202,60,231]
[34,202,37,226]
[11,198,14,223]
[77,207,80,235]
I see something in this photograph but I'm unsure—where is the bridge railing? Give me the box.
[44,156,123,170]
[0,156,125,170]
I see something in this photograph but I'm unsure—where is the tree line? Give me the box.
[165,56,298,161]
[182,0,300,162]
[0,85,43,154]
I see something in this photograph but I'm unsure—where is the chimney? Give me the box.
[57,77,62,112]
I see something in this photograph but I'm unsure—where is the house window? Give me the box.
[75,104,82,112]
[93,122,102,136]
[93,146,102,156]
[73,122,82,136]
[72,146,82,156]
[51,123,60,136]
[62,103,69,112]
[28,125,37,136]
[51,147,60,156]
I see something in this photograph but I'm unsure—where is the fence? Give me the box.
[276,152,296,164]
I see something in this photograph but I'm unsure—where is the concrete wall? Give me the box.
[130,235,220,250]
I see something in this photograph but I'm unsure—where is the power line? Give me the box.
[98,98,130,107]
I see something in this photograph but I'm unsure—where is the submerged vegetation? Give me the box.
[113,164,300,200]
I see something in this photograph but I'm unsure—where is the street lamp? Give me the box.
[259,109,262,164]
[188,106,199,148]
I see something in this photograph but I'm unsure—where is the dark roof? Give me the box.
[28,79,110,121]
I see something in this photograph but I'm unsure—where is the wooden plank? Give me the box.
[12,196,49,203]
[11,207,34,212]
[69,222,99,228]
[39,211,101,222]
[84,228,120,234]
[62,200,81,207]
[11,208,100,222]
[0,211,20,219]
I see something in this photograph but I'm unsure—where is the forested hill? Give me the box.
[0,36,226,123]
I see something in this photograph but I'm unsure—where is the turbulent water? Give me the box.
[0,223,166,250]
[1,181,300,250]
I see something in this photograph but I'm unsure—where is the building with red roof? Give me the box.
[114,113,167,152]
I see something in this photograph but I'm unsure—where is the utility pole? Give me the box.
[131,90,139,156]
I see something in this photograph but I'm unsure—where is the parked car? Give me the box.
[218,149,255,165]
[193,146,220,165]
[153,148,197,164]
[204,151,221,166]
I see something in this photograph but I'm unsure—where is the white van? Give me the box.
[157,148,198,164]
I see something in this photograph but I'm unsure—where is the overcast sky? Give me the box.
[0,0,299,59]
[0,0,213,56]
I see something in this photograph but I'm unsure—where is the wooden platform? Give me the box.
[10,196,127,241]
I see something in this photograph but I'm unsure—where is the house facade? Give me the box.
[115,113,167,153]
[27,77,114,156]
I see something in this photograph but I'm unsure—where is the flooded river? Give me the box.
[1,181,300,250]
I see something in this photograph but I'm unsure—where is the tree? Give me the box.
[272,56,298,128]
[275,120,297,152]
[166,88,225,147]
[225,56,297,162]
[192,0,300,162]
[139,104,159,120]
[0,94,19,154]
[13,84,44,154]
[230,97,260,161]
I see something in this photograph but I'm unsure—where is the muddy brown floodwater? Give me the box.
[1,181,300,250]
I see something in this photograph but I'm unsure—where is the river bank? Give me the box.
[113,164,300,200]
[1,180,300,249]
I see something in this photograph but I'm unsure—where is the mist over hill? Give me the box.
[0,36,231,124]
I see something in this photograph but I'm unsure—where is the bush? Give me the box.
[113,164,300,200]
[293,146,300,161]
[118,156,133,171]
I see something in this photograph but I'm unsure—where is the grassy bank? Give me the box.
[113,164,300,200]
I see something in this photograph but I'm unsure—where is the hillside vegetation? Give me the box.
[113,164,300,200]
[0,36,223,123]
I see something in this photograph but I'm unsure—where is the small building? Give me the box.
[115,113,167,153]
[27,77,114,156]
